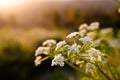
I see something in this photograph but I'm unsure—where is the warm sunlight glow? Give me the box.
[0,0,24,9]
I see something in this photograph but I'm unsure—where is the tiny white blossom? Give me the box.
[79,23,88,30]
[34,56,42,66]
[89,22,99,30]
[42,39,56,46]
[67,32,80,38]
[55,41,66,50]
[86,63,95,73]
[68,43,81,54]
[51,54,64,67]
[35,47,44,56]
[86,48,101,62]
[79,37,93,44]
[35,47,50,56]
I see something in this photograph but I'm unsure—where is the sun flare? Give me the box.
[0,0,24,8]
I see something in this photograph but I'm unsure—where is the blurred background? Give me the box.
[0,0,120,80]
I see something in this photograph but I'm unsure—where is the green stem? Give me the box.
[64,55,76,61]
[107,63,117,80]
[41,56,49,61]
[97,65,112,80]
[65,61,95,80]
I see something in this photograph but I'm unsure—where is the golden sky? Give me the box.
[0,0,117,26]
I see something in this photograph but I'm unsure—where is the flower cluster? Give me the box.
[51,54,64,67]
[79,22,99,38]
[34,22,115,80]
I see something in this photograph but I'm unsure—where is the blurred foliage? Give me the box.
[40,7,120,30]
[0,27,119,80]
[0,27,72,80]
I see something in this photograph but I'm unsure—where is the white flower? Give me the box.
[35,47,44,56]
[109,39,120,48]
[67,32,80,38]
[79,29,87,37]
[51,54,64,67]
[79,23,88,30]
[100,28,112,35]
[34,56,42,66]
[72,44,81,52]
[89,22,99,30]
[86,48,101,62]
[55,41,66,50]
[86,63,95,73]
[79,37,93,44]
[68,43,81,54]
[42,39,56,46]
[35,47,50,56]
[86,32,96,38]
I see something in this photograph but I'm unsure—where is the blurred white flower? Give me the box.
[89,22,99,30]
[42,39,56,47]
[109,39,120,48]
[79,37,93,44]
[79,23,88,30]
[86,32,96,38]
[86,48,101,62]
[55,41,66,50]
[86,63,95,73]
[100,28,112,35]
[35,47,50,56]
[67,32,80,38]
[51,54,64,67]
[34,56,42,66]
[79,29,87,37]
[68,43,81,54]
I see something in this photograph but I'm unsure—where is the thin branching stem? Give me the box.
[107,63,117,80]
[97,65,112,80]
[65,61,96,80]
[41,56,49,62]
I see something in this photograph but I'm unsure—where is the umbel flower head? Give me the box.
[42,39,56,47]
[34,56,42,66]
[86,48,101,62]
[51,54,64,67]
[79,23,88,30]
[89,22,99,30]
[35,47,50,56]
[34,22,112,80]
[78,22,99,38]
[55,41,66,50]
[85,63,95,73]
[67,32,80,38]
[68,43,81,54]
[79,37,93,45]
